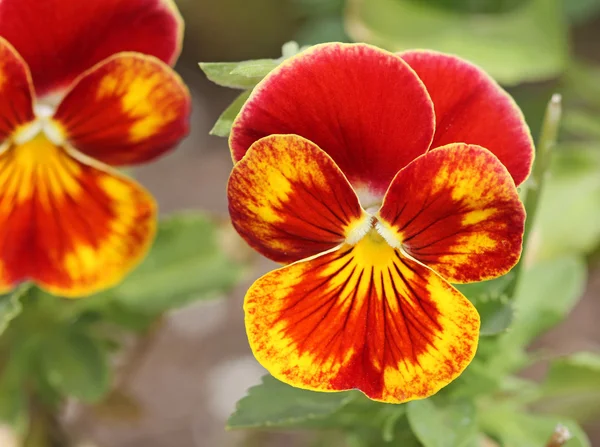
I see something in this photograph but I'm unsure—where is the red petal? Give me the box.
[400,50,534,186]
[0,37,35,141]
[245,237,479,403]
[377,143,525,284]
[53,53,191,166]
[230,43,435,197]
[0,136,156,297]
[0,0,183,97]
[228,134,368,264]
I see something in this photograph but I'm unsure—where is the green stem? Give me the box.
[23,394,70,447]
[505,94,562,299]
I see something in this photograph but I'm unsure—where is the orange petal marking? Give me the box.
[377,143,525,284]
[0,37,35,142]
[0,135,156,297]
[245,229,479,403]
[228,134,369,264]
[53,53,191,166]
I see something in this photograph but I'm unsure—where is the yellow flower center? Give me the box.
[9,103,66,147]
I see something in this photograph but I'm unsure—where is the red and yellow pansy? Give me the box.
[227,43,533,403]
[0,0,191,297]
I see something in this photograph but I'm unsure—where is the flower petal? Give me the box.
[245,236,480,403]
[230,43,435,197]
[400,50,534,186]
[377,143,525,284]
[228,134,368,264]
[0,37,35,141]
[0,0,183,97]
[53,53,191,166]
[0,136,156,297]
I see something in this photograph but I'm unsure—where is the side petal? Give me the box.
[53,53,191,166]
[228,134,368,264]
[245,237,480,403]
[377,143,525,284]
[400,50,534,186]
[230,43,435,197]
[0,136,156,297]
[0,0,183,97]
[0,37,35,142]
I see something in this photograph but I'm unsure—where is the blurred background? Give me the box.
[13,0,598,446]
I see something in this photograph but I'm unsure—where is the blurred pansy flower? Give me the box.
[227,43,533,403]
[0,0,191,297]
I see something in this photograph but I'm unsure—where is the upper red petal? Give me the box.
[230,43,435,197]
[0,37,35,141]
[0,0,183,97]
[400,50,534,186]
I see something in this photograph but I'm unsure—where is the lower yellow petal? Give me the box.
[245,229,480,403]
[0,135,156,297]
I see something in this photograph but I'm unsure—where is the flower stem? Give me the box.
[505,94,562,299]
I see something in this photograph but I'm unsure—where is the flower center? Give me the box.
[345,213,403,249]
[11,103,66,147]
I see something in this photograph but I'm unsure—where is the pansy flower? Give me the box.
[0,0,191,297]
[227,43,533,403]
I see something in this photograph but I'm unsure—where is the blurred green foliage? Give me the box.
[0,213,248,437]
[345,0,568,85]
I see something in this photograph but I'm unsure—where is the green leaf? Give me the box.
[41,330,111,403]
[506,256,587,346]
[474,295,514,336]
[101,213,246,314]
[407,398,477,447]
[454,274,513,301]
[227,375,358,429]
[0,352,27,426]
[200,59,279,89]
[563,0,600,23]
[534,352,600,422]
[533,146,600,261]
[209,90,251,137]
[455,274,514,336]
[562,110,600,140]
[0,284,29,336]
[345,0,568,85]
[480,405,590,447]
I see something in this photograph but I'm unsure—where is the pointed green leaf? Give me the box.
[227,375,358,429]
[534,352,600,422]
[455,275,514,335]
[473,295,514,336]
[0,284,30,336]
[480,405,590,447]
[533,146,600,261]
[506,256,587,346]
[407,398,477,447]
[41,330,111,403]
[209,90,251,137]
[200,59,279,89]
